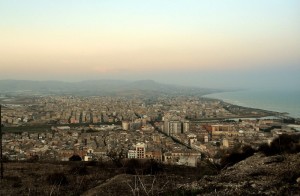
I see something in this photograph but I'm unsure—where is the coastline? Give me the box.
[201,96,292,121]
[202,90,300,120]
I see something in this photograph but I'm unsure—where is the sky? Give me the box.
[0,0,299,89]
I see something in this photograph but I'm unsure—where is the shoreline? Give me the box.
[201,96,294,121]
[202,91,299,120]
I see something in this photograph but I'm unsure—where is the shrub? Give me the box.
[124,159,141,174]
[198,160,221,177]
[143,159,164,175]
[47,172,68,185]
[2,155,10,163]
[85,160,98,166]
[259,134,300,156]
[170,188,202,196]
[280,170,300,184]
[69,154,82,161]
[28,155,39,162]
[69,164,89,176]
[258,143,274,156]
[123,159,164,175]
[106,149,125,167]
[220,145,256,168]
[6,176,22,188]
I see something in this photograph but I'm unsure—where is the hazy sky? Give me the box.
[0,0,299,89]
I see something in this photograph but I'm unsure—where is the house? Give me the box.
[128,149,136,159]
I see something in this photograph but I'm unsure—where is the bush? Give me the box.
[47,172,68,185]
[69,164,89,176]
[258,143,274,156]
[143,159,164,175]
[28,155,39,162]
[69,154,82,161]
[198,160,221,176]
[123,159,164,175]
[6,176,22,188]
[170,188,202,196]
[220,145,256,168]
[259,134,300,156]
[124,159,141,174]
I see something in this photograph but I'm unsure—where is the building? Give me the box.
[135,142,145,159]
[84,148,94,161]
[122,121,130,131]
[211,124,234,132]
[163,120,170,135]
[169,121,182,136]
[145,149,162,161]
[127,149,136,159]
[183,120,190,132]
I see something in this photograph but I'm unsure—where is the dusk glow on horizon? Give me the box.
[0,0,299,88]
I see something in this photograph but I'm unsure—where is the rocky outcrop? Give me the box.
[180,153,300,195]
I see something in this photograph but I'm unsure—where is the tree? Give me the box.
[106,148,125,167]
[28,155,39,162]
[69,154,82,161]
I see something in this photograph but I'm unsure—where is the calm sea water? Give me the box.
[203,90,300,119]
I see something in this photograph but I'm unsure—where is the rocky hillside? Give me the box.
[180,152,300,195]
[0,152,299,195]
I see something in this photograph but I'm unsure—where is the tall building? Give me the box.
[135,142,145,159]
[163,120,170,135]
[169,121,182,136]
[183,120,190,132]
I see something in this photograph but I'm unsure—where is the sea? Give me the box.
[203,89,300,119]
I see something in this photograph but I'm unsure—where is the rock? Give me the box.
[263,155,285,164]
[203,176,213,182]
[180,153,300,195]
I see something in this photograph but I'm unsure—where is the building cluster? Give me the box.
[1,96,232,126]
[1,95,299,167]
[2,124,200,167]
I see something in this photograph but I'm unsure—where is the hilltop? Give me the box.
[0,151,299,195]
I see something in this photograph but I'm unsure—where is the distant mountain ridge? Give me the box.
[0,79,220,96]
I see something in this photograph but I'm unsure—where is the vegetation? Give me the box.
[1,135,299,195]
[69,154,82,161]
[259,134,300,156]
[219,144,256,169]
[47,172,68,185]
[0,159,219,195]
[218,134,300,169]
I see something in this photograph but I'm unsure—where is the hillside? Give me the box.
[180,152,300,195]
[0,79,219,96]
[0,160,216,196]
[0,152,299,195]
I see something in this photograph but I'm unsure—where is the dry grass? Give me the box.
[0,162,120,196]
[0,160,218,195]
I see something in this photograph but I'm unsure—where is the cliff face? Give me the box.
[180,152,300,195]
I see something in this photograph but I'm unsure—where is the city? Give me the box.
[1,95,298,167]
[1,0,299,195]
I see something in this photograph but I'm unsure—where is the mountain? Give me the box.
[0,79,220,96]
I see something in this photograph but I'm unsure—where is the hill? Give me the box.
[0,79,219,96]
[0,152,299,195]
[180,152,300,195]
[0,160,217,195]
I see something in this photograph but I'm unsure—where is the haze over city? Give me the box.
[0,0,299,89]
[1,2,300,195]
